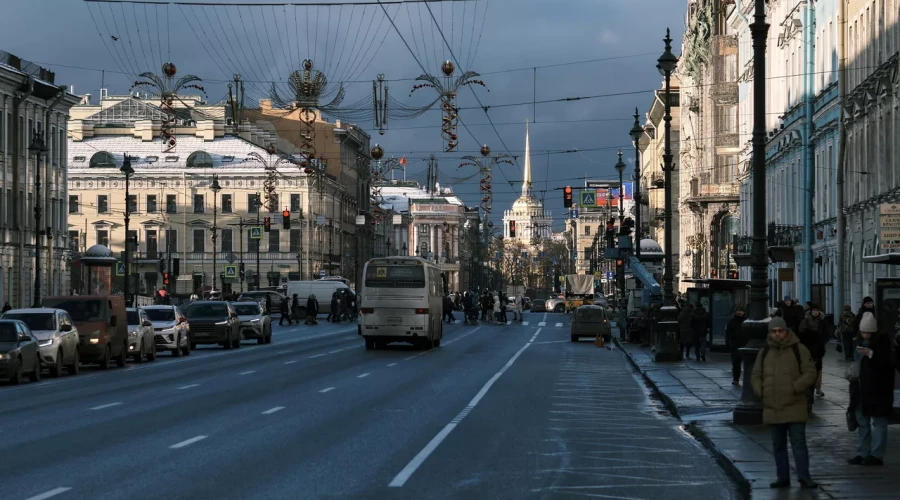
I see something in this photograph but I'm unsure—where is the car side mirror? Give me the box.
[109,316,117,327]
[18,333,30,343]
[60,324,72,332]
[142,320,153,327]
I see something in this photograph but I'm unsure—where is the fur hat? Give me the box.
[859,312,877,333]
[768,317,787,332]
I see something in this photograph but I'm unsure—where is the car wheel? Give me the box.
[29,355,42,382]
[173,335,183,357]
[365,337,375,350]
[224,331,233,350]
[50,351,63,377]
[116,342,128,368]
[99,346,111,370]
[555,304,565,313]
[182,338,191,356]
[434,338,441,348]
[570,334,578,342]
[133,343,145,363]
[67,349,80,375]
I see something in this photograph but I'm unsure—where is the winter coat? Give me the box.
[725,314,747,351]
[854,302,876,335]
[751,329,817,425]
[677,305,695,344]
[306,297,319,316]
[492,296,501,313]
[838,310,856,335]
[777,302,805,333]
[690,306,711,343]
[797,312,828,361]
[856,332,896,418]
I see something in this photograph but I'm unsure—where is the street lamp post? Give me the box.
[629,108,644,260]
[210,175,222,293]
[734,0,770,425]
[654,28,681,362]
[28,130,48,307]
[120,154,135,306]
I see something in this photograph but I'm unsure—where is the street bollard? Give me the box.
[595,330,604,348]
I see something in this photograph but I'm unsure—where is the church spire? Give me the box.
[522,119,532,197]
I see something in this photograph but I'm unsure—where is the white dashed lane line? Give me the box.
[319,387,336,393]
[387,362,398,367]
[23,487,72,500]
[177,384,200,390]
[239,370,255,375]
[170,436,208,449]
[283,360,298,365]
[89,402,122,411]
[357,373,370,378]
[262,406,285,415]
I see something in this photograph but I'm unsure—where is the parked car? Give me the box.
[0,320,42,384]
[231,301,272,344]
[181,301,241,349]
[570,305,612,343]
[42,295,129,369]
[141,305,190,356]
[1,308,79,377]
[126,308,157,363]
[237,290,286,316]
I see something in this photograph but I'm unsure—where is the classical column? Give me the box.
[437,227,443,261]
[413,223,419,256]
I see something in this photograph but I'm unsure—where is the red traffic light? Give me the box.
[282,210,290,218]
[616,259,624,266]
[563,186,573,208]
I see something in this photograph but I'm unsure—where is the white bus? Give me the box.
[358,257,444,350]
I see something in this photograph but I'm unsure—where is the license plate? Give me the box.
[387,317,402,326]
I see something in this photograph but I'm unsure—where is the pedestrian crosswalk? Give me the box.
[521,321,568,328]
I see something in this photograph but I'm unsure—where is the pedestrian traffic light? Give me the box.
[163,272,170,286]
[282,210,291,230]
[563,186,573,208]
[264,217,271,232]
[509,220,516,238]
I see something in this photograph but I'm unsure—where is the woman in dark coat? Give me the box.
[690,305,711,361]
[848,311,894,466]
[305,294,319,325]
[677,304,695,360]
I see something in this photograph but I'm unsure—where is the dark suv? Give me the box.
[181,301,241,349]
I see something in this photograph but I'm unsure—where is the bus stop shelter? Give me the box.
[682,278,750,351]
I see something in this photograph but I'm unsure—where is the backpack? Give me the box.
[760,343,802,375]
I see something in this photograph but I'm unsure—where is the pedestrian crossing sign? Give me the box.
[224,265,238,279]
[250,227,263,239]
[375,267,387,278]
[115,262,126,276]
[580,191,597,207]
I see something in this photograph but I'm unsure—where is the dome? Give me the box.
[639,238,663,254]
[85,244,114,258]
[511,194,543,211]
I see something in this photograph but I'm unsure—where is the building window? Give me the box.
[290,194,302,212]
[68,195,79,214]
[193,194,205,214]
[269,229,281,253]
[89,151,116,168]
[248,194,260,213]
[419,224,429,234]
[146,195,157,213]
[125,230,138,252]
[186,151,214,168]
[68,230,80,251]
[221,229,233,253]
[166,194,177,214]
[221,194,232,213]
[97,230,109,247]
[146,230,158,259]
[165,229,178,253]
[583,246,591,260]
[126,194,138,214]
[715,155,738,184]
[248,229,260,252]
[193,229,205,253]
[584,226,591,236]
[97,195,109,213]
[290,229,301,252]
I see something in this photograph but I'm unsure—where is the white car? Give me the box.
[1,308,80,377]
[141,305,190,356]
[126,308,157,363]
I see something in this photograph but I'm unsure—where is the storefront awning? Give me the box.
[863,254,900,265]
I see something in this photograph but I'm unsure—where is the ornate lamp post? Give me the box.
[615,150,626,227]
[734,0,771,425]
[120,154,135,306]
[654,28,681,362]
[629,108,644,260]
[28,129,48,307]
[210,175,222,293]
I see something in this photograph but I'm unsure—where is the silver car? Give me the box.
[1,308,80,377]
[231,301,272,345]
[126,308,157,363]
[141,305,190,356]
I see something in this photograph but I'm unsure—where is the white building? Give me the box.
[502,122,552,245]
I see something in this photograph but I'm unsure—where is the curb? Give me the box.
[614,336,752,499]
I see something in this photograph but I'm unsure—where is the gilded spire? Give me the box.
[522,119,532,197]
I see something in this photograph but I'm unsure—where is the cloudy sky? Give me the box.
[1,0,685,229]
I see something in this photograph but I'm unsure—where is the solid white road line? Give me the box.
[262,406,285,415]
[387,362,398,367]
[177,384,200,390]
[283,360,298,365]
[170,436,208,449]
[89,402,122,411]
[319,387,335,393]
[239,370,255,375]
[358,373,370,378]
[388,327,543,487]
[24,487,72,500]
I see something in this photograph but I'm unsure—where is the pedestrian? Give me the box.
[279,298,292,326]
[443,294,456,323]
[777,296,804,334]
[726,306,747,385]
[1,301,10,313]
[751,317,818,490]
[265,294,272,316]
[499,295,509,324]
[305,294,319,325]
[838,305,856,361]
[854,296,876,334]
[514,294,524,322]
[492,294,501,323]
[691,304,711,361]
[291,294,301,322]
[798,303,828,405]
[848,311,895,466]
[327,291,340,323]
[677,304,695,360]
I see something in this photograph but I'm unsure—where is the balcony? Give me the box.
[713,83,738,106]
[654,208,666,219]
[731,235,753,267]
[767,223,802,262]
[684,182,740,206]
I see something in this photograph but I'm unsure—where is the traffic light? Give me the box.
[264,217,271,232]
[157,258,165,273]
[728,270,739,279]
[509,220,516,238]
[615,258,625,290]
[563,186,573,208]
[605,218,616,248]
[282,210,291,230]
[622,217,634,236]
[163,272,170,286]
[711,269,718,279]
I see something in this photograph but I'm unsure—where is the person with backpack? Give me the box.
[847,311,895,466]
[751,316,818,490]
[726,306,747,385]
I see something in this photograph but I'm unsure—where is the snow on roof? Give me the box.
[380,185,466,213]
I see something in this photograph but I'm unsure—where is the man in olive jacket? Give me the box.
[751,316,819,490]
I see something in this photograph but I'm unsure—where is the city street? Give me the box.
[3,312,736,500]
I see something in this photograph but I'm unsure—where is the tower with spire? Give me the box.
[503,120,552,245]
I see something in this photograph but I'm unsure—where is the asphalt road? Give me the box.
[2,312,737,500]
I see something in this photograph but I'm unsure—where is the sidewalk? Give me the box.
[615,335,900,499]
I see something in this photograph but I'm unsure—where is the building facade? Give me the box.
[0,50,80,307]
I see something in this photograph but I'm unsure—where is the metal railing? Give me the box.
[732,235,753,254]
[767,223,803,247]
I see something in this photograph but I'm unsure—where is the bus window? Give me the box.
[365,265,426,288]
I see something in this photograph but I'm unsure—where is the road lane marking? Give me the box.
[358,373,370,378]
[177,384,200,390]
[284,360,298,365]
[404,355,416,361]
[308,353,327,359]
[262,407,285,415]
[319,387,335,393]
[89,402,122,410]
[535,340,570,344]
[24,487,72,500]
[170,436,208,449]
[387,362,398,367]
[555,322,563,327]
[277,350,293,354]
[328,349,343,354]
[523,321,529,326]
[239,370,255,375]
[538,322,547,326]
[389,327,542,487]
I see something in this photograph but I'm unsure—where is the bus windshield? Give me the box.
[365,265,425,288]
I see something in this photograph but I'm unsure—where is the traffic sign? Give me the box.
[225,252,236,264]
[580,191,597,207]
[607,271,613,280]
[224,265,238,279]
[115,262,126,276]
[569,209,579,219]
[880,203,900,251]
[250,227,263,239]
[319,270,326,278]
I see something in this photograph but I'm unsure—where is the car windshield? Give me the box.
[233,303,260,315]
[42,299,109,323]
[2,313,55,331]
[0,323,17,342]
[183,303,228,319]
[127,311,140,325]
[144,309,176,322]
[576,308,606,323]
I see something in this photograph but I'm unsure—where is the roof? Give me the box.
[380,185,466,213]
[81,97,214,126]
[2,308,60,314]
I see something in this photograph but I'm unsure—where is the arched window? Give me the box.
[186,151,214,169]
[89,151,117,168]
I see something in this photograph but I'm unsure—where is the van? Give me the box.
[42,295,129,369]
[284,280,354,317]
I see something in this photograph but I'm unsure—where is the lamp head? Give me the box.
[119,153,135,176]
[210,174,222,192]
[629,107,643,142]
[656,28,679,76]
[615,149,626,174]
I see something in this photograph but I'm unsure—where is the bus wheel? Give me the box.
[365,337,375,350]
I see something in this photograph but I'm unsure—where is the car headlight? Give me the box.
[128,331,137,339]
[38,338,54,347]
[215,321,228,325]
[0,353,7,360]
[250,318,260,323]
